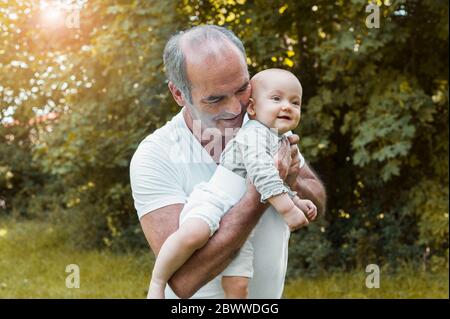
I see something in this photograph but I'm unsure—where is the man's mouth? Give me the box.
[221,114,241,122]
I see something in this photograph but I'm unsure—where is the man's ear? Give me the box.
[168,81,186,107]
[247,97,256,116]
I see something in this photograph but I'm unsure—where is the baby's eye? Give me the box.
[272,96,281,101]
[292,101,301,106]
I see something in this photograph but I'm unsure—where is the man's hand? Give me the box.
[274,134,300,187]
[275,133,327,217]
[285,134,301,189]
[274,138,292,180]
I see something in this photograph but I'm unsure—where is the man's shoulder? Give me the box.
[135,112,184,152]
[131,111,185,167]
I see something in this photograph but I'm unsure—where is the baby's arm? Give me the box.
[268,192,309,231]
[237,127,307,230]
[237,127,293,202]
[292,196,318,221]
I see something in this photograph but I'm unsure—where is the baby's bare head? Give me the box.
[251,69,302,97]
[248,69,303,134]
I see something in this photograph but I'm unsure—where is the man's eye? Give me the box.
[208,97,222,104]
[237,85,248,93]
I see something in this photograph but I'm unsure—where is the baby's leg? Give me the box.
[148,218,211,299]
[222,276,249,299]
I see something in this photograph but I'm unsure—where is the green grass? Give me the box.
[284,268,448,298]
[0,218,153,298]
[1,217,448,298]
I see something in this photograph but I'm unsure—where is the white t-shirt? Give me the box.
[129,109,305,299]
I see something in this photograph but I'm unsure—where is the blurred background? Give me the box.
[0,0,448,298]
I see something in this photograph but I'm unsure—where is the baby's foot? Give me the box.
[284,207,309,231]
[147,280,166,299]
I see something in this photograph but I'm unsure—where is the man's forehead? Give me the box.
[197,77,249,99]
[182,36,242,64]
[185,50,249,95]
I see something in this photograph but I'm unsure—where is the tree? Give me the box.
[187,0,449,274]
[32,0,185,249]
[1,0,448,274]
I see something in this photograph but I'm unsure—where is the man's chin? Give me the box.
[218,114,244,129]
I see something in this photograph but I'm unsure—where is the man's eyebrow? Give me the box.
[236,81,249,92]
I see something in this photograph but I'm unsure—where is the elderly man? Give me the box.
[130,25,326,299]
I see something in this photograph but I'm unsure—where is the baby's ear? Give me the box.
[247,97,256,116]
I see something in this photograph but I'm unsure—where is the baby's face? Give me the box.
[248,70,302,135]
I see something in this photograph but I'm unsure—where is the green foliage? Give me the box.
[187,0,449,276]
[2,0,185,249]
[1,0,448,276]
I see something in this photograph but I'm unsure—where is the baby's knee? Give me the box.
[222,276,249,298]
[178,219,211,250]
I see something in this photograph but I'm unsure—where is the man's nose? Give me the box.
[226,96,242,115]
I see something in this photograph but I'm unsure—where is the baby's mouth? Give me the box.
[277,115,291,120]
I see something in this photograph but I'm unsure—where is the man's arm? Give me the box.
[292,163,327,216]
[280,135,327,216]
[140,183,267,299]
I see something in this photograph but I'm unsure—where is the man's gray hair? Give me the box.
[163,25,247,104]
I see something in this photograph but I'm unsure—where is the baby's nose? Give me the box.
[281,104,290,111]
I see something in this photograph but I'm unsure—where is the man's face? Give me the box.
[184,45,251,136]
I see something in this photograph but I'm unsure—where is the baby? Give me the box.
[148,68,317,299]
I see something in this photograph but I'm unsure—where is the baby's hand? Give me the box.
[284,206,309,231]
[293,197,318,221]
